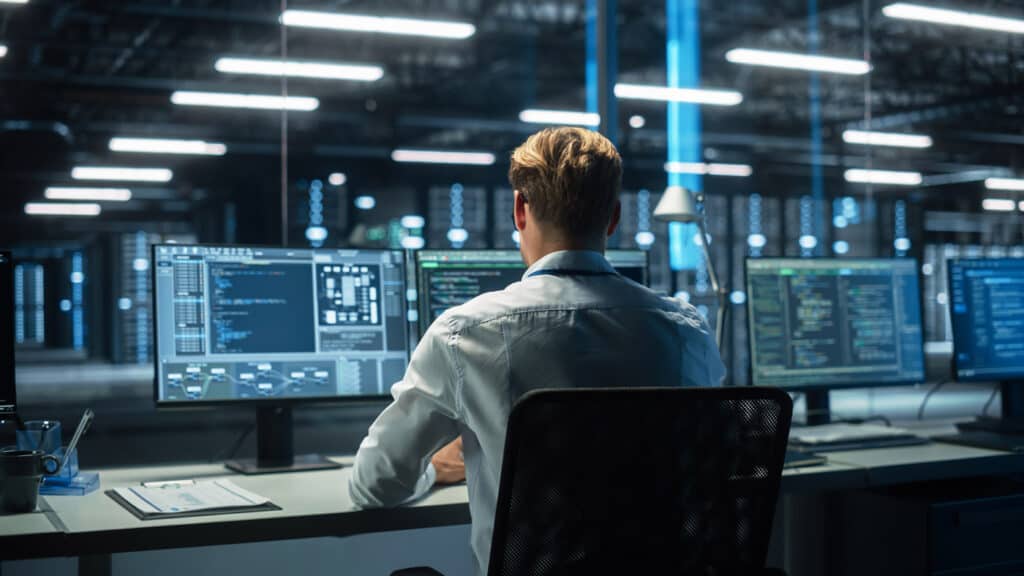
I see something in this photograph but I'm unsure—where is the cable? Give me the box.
[210,423,256,463]
[982,385,1001,417]
[917,381,948,421]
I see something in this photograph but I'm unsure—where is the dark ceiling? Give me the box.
[2,0,1023,244]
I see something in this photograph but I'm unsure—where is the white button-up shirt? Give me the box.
[349,250,725,575]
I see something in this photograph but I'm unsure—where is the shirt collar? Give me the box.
[522,250,617,281]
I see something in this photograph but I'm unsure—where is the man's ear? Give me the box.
[514,189,528,232]
[606,200,622,237]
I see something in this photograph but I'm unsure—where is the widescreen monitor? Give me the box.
[746,258,926,389]
[415,249,649,335]
[153,245,408,406]
[948,258,1024,382]
[0,251,14,415]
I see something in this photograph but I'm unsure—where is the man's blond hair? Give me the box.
[508,127,622,238]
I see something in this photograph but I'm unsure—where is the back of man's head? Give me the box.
[509,127,623,240]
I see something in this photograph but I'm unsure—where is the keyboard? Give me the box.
[783,450,826,469]
[789,423,929,452]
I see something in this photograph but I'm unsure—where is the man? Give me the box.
[349,127,725,575]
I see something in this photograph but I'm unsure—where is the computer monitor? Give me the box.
[746,258,926,390]
[152,244,409,473]
[943,259,1024,448]
[0,251,14,416]
[415,250,649,335]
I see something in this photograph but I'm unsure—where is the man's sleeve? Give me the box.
[348,320,462,508]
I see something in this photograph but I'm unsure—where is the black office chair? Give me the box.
[396,386,792,576]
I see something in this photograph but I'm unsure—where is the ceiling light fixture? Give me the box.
[842,129,933,149]
[71,166,173,183]
[985,177,1024,191]
[391,149,496,166]
[109,137,227,156]
[0,45,7,58]
[844,168,923,186]
[614,83,743,106]
[519,109,600,127]
[0,0,29,5]
[25,203,102,217]
[664,162,753,177]
[982,198,1018,212]
[44,187,132,202]
[883,3,1024,34]
[170,91,319,111]
[214,57,384,81]
[280,10,475,39]
[726,48,871,75]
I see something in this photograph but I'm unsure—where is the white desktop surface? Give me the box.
[41,457,469,537]
[0,509,58,538]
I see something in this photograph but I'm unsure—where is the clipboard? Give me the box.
[105,479,281,521]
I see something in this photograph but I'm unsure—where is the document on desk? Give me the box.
[107,479,280,520]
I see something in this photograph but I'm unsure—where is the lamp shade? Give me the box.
[653,185,701,223]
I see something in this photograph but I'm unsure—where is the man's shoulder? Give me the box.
[434,280,537,333]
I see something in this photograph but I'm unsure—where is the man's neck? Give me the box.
[523,237,605,268]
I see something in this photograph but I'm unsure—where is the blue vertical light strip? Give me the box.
[586,0,599,115]
[33,266,44,344]
[14,265,25,344]
[71,252,84,350]
[667,0,702,271]
[135,232,149,364]
[807,0,825,256]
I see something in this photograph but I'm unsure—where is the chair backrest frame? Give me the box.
[488,386,793,576]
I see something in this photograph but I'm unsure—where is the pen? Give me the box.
[141,479,196,488]
[58,409,94,473]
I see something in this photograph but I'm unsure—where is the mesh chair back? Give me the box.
[488,387,792,576]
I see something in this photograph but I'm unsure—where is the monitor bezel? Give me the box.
[0,250,15,416]
[947,257,1024,383]
[414,249,651,337]
[743,256,927,391]
[152,243,405,409]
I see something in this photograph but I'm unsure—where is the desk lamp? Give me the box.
[653,186,727,350]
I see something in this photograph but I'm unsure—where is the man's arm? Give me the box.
[348,320,462,508]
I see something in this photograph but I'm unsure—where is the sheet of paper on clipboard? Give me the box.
[109,479,276,519]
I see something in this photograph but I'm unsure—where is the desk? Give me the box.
[2,444,1023,576]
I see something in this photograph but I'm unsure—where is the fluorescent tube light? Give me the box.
[883,3,1024,34]
[0,1,29,4]
[25,203,102,216]
[519,109,600,127]
[844,169,922,186]
[0,45,6,58]
[985,177,1024,191]
[109,137,227,156]
[170,91,319,111]
[214,57,384,81]
[982,198,1018,212]
[280,10,475,39]
[726,48,871,75]
[664,162,753,177]
[71,166,173,183]
[44,187,132,202]
[391,149,496,166]
[842,130,933,149]
[614,83,743,106]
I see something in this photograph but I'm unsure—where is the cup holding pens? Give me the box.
[15,421,80,481]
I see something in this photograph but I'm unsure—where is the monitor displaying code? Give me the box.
[416,250,649,336]
[153,245,408,404]
[746,259,925,389]
[949,259,1024,382]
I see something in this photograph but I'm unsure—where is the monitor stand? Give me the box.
[938,382,1024,453]
[225,406,343,475]
[805,390,832,426]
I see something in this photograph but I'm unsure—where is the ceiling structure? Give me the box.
[2,0,1023,243]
